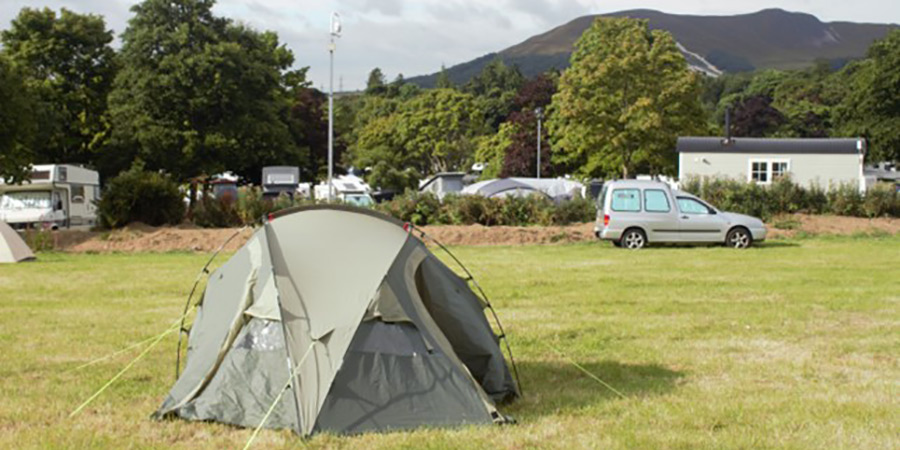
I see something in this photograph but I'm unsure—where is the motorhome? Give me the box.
[262,166,300,199]
[313,174,375,207]
[0,164,100,229]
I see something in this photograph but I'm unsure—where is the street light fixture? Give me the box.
[328,12,341,201]
[535,107,544,179]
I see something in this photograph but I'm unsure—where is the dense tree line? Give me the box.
[1,5,897,189]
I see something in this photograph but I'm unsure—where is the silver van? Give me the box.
[595,180,766,249]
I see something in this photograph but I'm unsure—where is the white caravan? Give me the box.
[0,164,100,229]
[313,174,375,207]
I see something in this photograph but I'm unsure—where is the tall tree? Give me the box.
[353,89,485,191]
[837,29,900,162]
[730,95,786,137]
[464,58,524,130]
[0,55,36,182]
[365,67,386,95]
[106,0,296,182]
[435,64,453,89]
[548,18,706,178]
[1,7,116,166]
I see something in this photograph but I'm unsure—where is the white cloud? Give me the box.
[2,0,898,90]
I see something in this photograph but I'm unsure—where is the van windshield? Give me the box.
[0,191,52,210]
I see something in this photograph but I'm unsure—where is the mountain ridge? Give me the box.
[408,8,898,87]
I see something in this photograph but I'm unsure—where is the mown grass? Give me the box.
[0,236,898,449]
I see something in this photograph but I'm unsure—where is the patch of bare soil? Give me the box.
[64,226,253,253]
[417,223,595,246]
[51,214,896,253]
[767,214,899,238]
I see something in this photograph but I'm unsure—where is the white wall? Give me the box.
[680,152,863,190]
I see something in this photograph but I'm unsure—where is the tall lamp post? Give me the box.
[535,107,544,179]
[328,12,341,201]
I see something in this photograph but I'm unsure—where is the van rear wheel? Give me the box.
[620,229,647,250]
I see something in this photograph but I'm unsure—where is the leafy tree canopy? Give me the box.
[548,17,706,178]
[105,0,298,181]
[1,7,116,166]
[0,55,36,183]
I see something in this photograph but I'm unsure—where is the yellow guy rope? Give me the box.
[545,342,627,399]
[242,341,316,450]
[68,314,188,418]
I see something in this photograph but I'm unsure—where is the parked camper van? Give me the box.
[262,166,300,199]
[595,180,766,249]
[0,164,100,229]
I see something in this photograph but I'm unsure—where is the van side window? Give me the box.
[677,197,712,214]
[611,189,640,212]
[643,190,670,212]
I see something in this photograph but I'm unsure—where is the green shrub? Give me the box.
[192,196,241,228]
[235,187,299,225]
[98,164,185,228]
[552,196,597,225]
[827,183,863,217]
[803,184,829,214]
[862,183,899,218]
[683,176,898,220]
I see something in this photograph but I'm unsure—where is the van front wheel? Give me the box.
[621,229,647,250]
[726,227,752,249]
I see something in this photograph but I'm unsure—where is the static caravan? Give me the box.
[677,137,866,192]
[0,164,100,229]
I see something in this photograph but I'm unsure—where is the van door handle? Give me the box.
[681,215,689,219]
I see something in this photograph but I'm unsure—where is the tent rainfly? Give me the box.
[154,205,519,436]
[0,221,35,263]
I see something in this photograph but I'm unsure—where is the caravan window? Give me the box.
[71,185,85,203]
[0,191,52,210]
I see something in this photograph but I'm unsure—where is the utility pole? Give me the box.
[328,12,342,201]
[535,107,544,179]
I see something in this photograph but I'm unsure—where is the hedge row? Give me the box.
[680,176,899,220]
[95,168,896,230]
[375,191,596,226]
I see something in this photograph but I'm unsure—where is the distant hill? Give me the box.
[409,9,898,87]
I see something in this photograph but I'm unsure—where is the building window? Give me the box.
[772,161,789,180]
[749,159,790,184]
[611,189,640,212]
[751,161,768,183]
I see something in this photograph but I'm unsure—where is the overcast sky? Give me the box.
[2,0,898,90]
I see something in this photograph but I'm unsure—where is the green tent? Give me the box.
[154,205,518,435]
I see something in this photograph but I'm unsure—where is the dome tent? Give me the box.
[0,221,35,263]
[154,205,518,436]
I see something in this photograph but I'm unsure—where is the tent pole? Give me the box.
[410,225,523,397]
[176,226,250,379]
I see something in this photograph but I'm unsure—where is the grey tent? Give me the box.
[0,221,35,263]
[155,205,518,436]
[462,178,549,199]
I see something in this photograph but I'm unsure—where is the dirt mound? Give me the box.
[767,214,899,238]
[51,214,896,253]
[418,223,595,246]
[66,227,253,253]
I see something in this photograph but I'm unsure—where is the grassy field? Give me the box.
[1,235,898,449]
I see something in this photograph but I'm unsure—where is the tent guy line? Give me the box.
[243,341,316,450]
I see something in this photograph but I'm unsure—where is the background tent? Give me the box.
[462,177,585,201]
[155,205,518,436]
[462,178,547,199]
[0,221,34,263]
